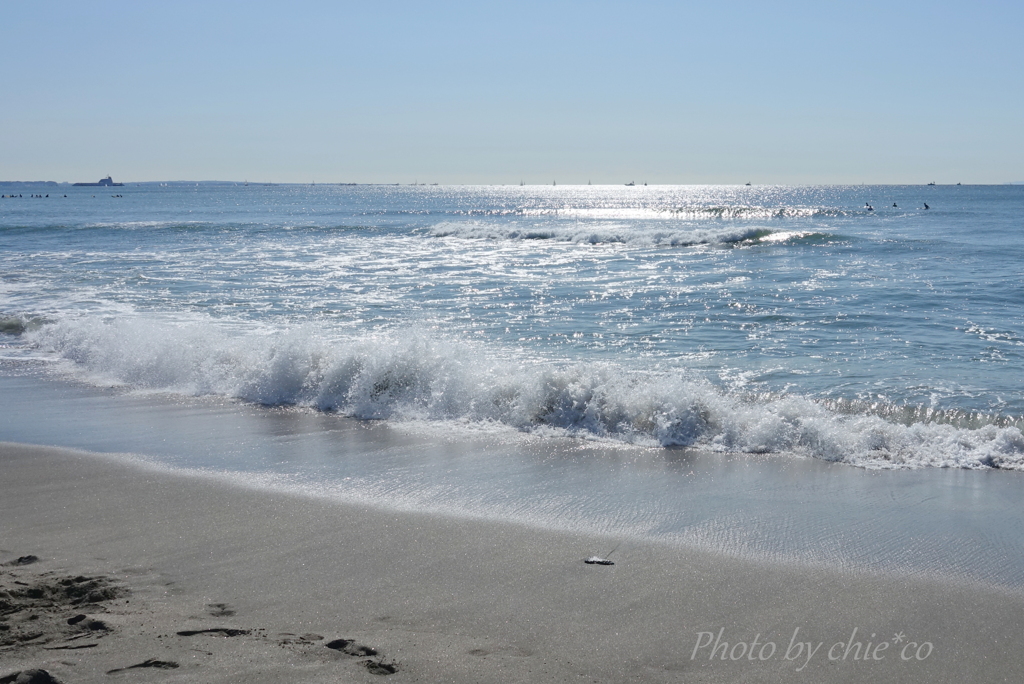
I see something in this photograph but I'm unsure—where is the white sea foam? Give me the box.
[461,205,844,221]
[428,222,798,246]
[26,316,1024,471]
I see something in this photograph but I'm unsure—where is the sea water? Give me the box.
[2,183,1023,585]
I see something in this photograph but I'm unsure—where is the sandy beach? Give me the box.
[1,441,1021,683]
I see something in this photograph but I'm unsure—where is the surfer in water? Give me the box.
[924,203,929,210]
[893,203,898,208]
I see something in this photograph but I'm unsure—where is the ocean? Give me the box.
[2,183,1023,586]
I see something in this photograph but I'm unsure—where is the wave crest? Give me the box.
[0,315,48,336]
[26,317,1024,470]
[459,206,844,220]
[428,223,789,246]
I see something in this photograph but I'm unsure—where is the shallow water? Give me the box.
[2,369,1022,589]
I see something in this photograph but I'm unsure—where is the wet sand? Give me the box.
[2,441,1022,683]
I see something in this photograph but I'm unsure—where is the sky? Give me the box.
[2,1,1022,185]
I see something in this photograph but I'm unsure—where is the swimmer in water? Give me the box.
[924,203,929,210]
[893,203,898,208]
[865,203,874,211]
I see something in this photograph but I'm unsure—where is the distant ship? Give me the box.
[73,176,124,187]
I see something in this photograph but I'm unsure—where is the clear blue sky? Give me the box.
[2,1,1021,184]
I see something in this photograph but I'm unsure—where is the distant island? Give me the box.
[73,176,124,187]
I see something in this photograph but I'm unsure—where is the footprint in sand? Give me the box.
[325,639,399,674]
[206,602,235,617]
[65,615,108,631]
[0,669,64,684]
[106,659,179,674]
[326,638,377,656]
[279,632,323,645]
[362,659,399,676]
[176,628,250,637]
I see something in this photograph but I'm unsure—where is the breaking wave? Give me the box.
[428,223,832,246]
[458,206,846,220]
[24,317,1024,471]
[0,315,47,336]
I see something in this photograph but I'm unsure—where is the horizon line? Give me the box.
[2,180,1018,187]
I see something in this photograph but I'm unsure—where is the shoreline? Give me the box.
[2,441,1022,683]
[3,368,1024,591]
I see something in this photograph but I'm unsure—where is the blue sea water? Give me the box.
[4,182,1024,588]
[3,183,1023,469]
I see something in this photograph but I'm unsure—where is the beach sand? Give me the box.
[2,441,1021,683]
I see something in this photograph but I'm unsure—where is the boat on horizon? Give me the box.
[73,176,124,187]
